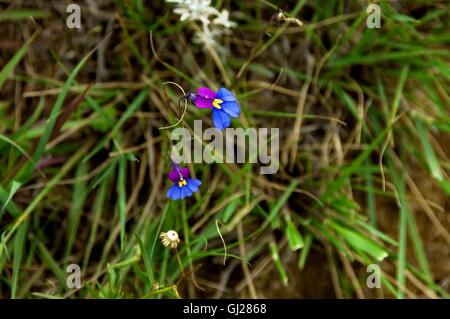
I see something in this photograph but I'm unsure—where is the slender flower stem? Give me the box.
[175,248,185,276]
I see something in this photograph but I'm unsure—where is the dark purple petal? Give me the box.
[194,96,214,108]
[197,87,217,99]
[181,167,189,180]
[168,169,180,183]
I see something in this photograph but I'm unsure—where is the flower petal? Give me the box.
[216,88,237,102]
[172,187,182,200]
[212,108,231,130]
[182,185,193,198]
[190,179,202,187]
[221,101,240,118]
[197,87,217,99]
[194,96,214,108]
[168,169,180,183]
[186,179,202,192]
[180,186,187,199]
[166,184,180,199]
[180,168,189,180]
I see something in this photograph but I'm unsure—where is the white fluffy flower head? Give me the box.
[160,230,180,249]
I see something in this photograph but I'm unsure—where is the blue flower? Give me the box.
[166,165,202,200]
[187,87,240,130]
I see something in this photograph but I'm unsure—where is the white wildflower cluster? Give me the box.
[166,0,236,53]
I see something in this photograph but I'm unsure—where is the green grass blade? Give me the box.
[65,161,89,260]
[0,10,49,21]
[0,32,38,89]
[82,88,149,162]
[117,156,127,250]
[269,240,288,286]
[11,221,27,298]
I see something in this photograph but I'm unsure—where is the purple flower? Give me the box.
[187,87,240,130]
[166,164,202,200]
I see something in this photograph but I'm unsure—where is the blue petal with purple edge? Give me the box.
[212,108,231,130]
[220,101,240,118]
[167,184,181,200]
[186,179,202,192]
[217,88,237,102]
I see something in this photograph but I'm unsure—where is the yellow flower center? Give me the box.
[178,180,187,187]
[212,99,223,109]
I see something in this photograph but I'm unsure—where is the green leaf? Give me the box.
[1,181,21,215]
[298,232,313,269]
[269,240,288,286]
[136,234,154,288]
[117,157,127,250]
[11,221,27,298]
[328,220,388,261]
[0,10,49,21]
[0,32,38,89]
[264,181,299,228]
[415,118,443,181]
[284,216,304,251]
